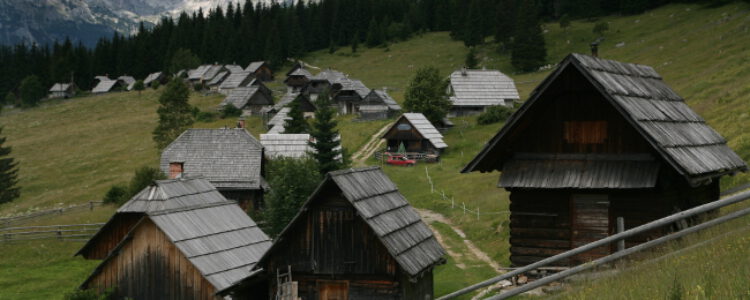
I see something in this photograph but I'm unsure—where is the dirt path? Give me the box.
[351,123,392,166]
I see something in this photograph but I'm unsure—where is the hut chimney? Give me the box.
[590,42,600,57]
[237,118,246,129]
[461,66,467,76]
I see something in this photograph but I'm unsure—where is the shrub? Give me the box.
[220,105,242,119]
[593,21,609,36]
[128,166,166,196]
[151,81,160,90]
[103,184,128,204]
[196,111,218,123]
[64,288,112,300]
[193,82,204,92]
[264,156,321,236]
[478,105,514,125]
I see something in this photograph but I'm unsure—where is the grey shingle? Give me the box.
[385,113,447,149]
[449,69,520,107]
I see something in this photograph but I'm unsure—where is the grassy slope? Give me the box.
[1,2,750,299]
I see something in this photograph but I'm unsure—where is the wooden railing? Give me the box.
[0,201,105,228]
[0,223,104,242]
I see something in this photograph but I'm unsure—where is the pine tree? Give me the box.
[510,0,547,72]
[264,24,284,70]
[309,91,343,175]
[264,156,321,236]
[169,48,201,74]
[284,100,309,134]
[365,18,382,47]
[133,80,145,96]
[153,79,195,150]
[494,0,516,49]
[18,75,45,108]
[464,0,484,47]
[351,31,359,53]
[403,66,452,125]
[0,127,20,204]
[465,47,479,68]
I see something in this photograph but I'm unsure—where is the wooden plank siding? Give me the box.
[85,219,219,300]
[80,213,141,259]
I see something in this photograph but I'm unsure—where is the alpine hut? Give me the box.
[220,85,274,115]
[284,67,313,93]
[76,177,272,300]
[48,83,75,99]
[223,167,446,300]
[245,61,274,81]
[359,89,401,120]
[160,128,268,211]
[143,72,165,87]
[331,78,369,114]
[260,134,315,158]
[448,68,520,117]
[91,76,123,94]
[218,71,254,95]
[117,75,136,91]
[383,113,448,155]
[206,70,230,92]
[307,69,346,100]
[462,54,748,266]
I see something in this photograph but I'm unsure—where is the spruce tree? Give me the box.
[19,75,44,108]
[365,18,382,47]
[264,24,284,70]
[465,47,479,69]
[264,156,321,236]
[153,79,194,150]
[309,91,343,175]
[284,100,309,134]
[403,66,452,125]
[0,127,20,204]
[464,0,484,47]
[169,48,201,74]
[510,0,547,72]
[351,31,359,53]
[495,0,516,50]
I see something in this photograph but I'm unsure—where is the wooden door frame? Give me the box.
[317,279,349,300]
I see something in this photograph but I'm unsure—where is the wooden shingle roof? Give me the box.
[220,86,270,109]
[245,61,266,73]
[385,113,447,149]
[336,78,370,98]
[49,83,71,92]
[219,71,253,90]
[207,71,229,86]
[91,77,118,93]
[368,89,402,111]
[260,133,314,158]
[449,69,520,106]
[143,72,163,86]
[160,129,264,190]
[463,54,747,184]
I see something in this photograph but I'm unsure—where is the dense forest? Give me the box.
[0,0,717,101]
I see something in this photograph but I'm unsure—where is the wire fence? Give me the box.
[0,223,104,242]
[0,201,105,228]
[424,166,510,220]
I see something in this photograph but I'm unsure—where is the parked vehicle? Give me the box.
[386,155,416,167]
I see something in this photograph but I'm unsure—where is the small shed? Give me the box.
[118,75,136,91]
[462,54,748,266]
[143,72,165,87]
[448,68,520,117]
[220,85,274,115]
[77,177,272,300]
[218,71,254,95]
[383,113,448,155]
[360,89,401,120]
[284,67,313,93]
[160,128,267,211]
[245,61,274,81]
[91,77,124,94]
[48,83,75,99]
[224,167,445,300]
[331,78,370,114]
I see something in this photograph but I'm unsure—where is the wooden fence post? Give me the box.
[617,217,625,252]
[57,226,62,240]
[89,201,94,211]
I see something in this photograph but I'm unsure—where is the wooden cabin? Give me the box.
[77,178,272,300]
[260,133,315,159]
[331,79,369,114]
[360,89,402,120]
[220,84,274,115]
[143,72,166,87]
[462,54,748,266]
[117,75,136,91]
[224,167,446,300]
[246,61,274,81]
[306,69,346,100]
[206,70,230,92]
[284,67,313,93]
[218,71,254,95]
[160,128,267,212]
[383,113,448,155]
[448,68,520,117]
[91,76,125,94]
[48,83,75,99]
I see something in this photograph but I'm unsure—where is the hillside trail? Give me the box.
[351,123,392,166]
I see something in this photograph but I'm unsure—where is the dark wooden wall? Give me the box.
[220,190,264,212]
[285,76,309,88]
[384,118,436,153]
[254,66,274,81]
[85,219,219,300]
[81,213,141,259]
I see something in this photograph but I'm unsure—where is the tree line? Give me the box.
[0,0,710,106]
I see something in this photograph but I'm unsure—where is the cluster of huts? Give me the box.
[72,53,747,299]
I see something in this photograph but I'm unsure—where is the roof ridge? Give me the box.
[328,166,381,177]
[147,201,234,216]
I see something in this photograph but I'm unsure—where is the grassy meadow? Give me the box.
[0,1,749,299]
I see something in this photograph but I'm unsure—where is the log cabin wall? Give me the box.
[85,219,218,300]
[220,190,264,212]
[81,213,141,259]
[384,118,433,153]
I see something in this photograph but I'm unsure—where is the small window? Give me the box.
[397,123,412,131]
[169,162,183,179]
[564,121,608,144]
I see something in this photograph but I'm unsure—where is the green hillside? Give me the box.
[1,2,750,299]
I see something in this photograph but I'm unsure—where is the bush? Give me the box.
[220,105,242,119]
[128,166,166,197]
[264,156,321,236]
[478,105,514,125]
[193,82,204,91]
[151,81,160,90]
[103,184,128,204]
[593,21,609,36]
[196,111,218,122]
[64,288,112,300]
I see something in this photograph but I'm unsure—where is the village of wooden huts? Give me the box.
[160,128,268,212]
[76,177,272,299]
[219,81,275,116]
[447,68,520,117]
[462,53,748,266]
[223,167,446,300]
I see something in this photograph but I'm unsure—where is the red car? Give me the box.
[387,155,416,167]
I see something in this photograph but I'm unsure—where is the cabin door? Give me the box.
[571,194,610,263]
[318,280,348,300]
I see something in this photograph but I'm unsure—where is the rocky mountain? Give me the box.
[0,0,289,47]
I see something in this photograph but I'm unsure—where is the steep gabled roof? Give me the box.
[224,64,244,73]
[463,53,747,184]
[118,76,136,91]
[367,89,402,111]
[143,72,163,85]
[266,107,291,134]
[92,77,118,93]
[260,133,314,158]
[245,61,266,73]
[287,67,312,78]
[335,78,369,98]
[160,129,264,190]
[220,86,270,109]
[257,167,445,277]
[219,71,253,90]
[203,65,226,82]
[449,69,520,106]
[311,68,346,83]
[49,83,71,92]
[188,65,212,80]
[207,71,229,86]
[384,113,447,149]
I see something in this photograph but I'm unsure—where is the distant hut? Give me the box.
[218,71,254,95]
[206,70,230,91]
[284,67,312,93]
[462,54,748,266]
[224,167,446,300]
[331,78,369,114]
[188,65,211,82]
[382,113,448,155]
[160,128,268,211]
[117,75,136,91]
[224,64,244,74]
[285,61,304,77]
[91,76,124,94]
[307,68,346,100]
[359,89,401,120]
[48,83,75,99]
[220,85,274,115]
[245,61,274,81]
[260,134,315,158]
[143,72,165,87]
[448,68,520,117]
[77,177,272,299]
